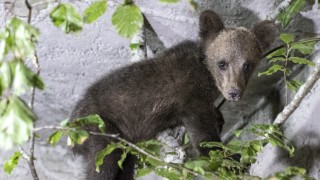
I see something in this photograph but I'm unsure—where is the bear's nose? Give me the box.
[228,88,241,101]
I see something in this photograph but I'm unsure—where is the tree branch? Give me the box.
[33,126,214,179]
[25,0,40,179]
[273,63,320,125]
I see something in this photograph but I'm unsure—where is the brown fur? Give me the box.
[70,10,276,180]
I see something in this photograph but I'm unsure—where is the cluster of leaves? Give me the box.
[276,0,306,28]
[50,0,197,38]
[19,115,300,179]
[0,18,44,150]
[259,33,317,93]
[260,0,319,94]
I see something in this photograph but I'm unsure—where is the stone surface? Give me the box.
[0,0,320,179]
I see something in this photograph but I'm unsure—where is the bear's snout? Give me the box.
[227,87,241,101]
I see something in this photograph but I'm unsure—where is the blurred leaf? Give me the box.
[0,96,35,149]
[188,0,198,10]
[277,0,306,28]
[160,0,180,3]
[112,4,143,38]
[3,151,22,174]
[0,62,14,92]
[286,80,302,93]
[233,129,243,138]
[267,48,286,59]
[280,34,294,44]
[6,18,40,59]
[48,130,64,145]
[136,167,153,177]
[83,0,107,24]
[95,143,118,172]
[129,43,140,51]
[258,64,286,76]
[291,41,317,54]
[0,30,9,60]
[289,57,316,66]
[12,62,44,95]
[50,3,83,33]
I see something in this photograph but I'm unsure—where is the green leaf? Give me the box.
[258,64,285,76]
[287,80,302,93]
[146,157,162,167]
[185,159,210,175]
[289,57,316,66]
[129,43,140,51]
[136,167,153,177]
[5,18,40,59]
[154,168,181,180]
[68,130,89,145]
[183,132,190,145]
[291,41,316,54]
[12,62,44,95]
[83,0,107,24]
[188,0,198,10]
[50,3,83,33]
[266,48,286,59]
[95,143,118,172]
[0,30,9,60]
[0,61,14,92]
[160,0,180,3]
[68,114,106,132]
[269,57,286,63]
[3,151,22,174]
[233,129,243,138]
[0,96,35,149]
[117,150,128,169]
[276,0,306,28]
[48,130,64,145]
[280,34,294,44]
[111,4,143,38]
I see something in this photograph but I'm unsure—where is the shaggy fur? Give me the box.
[70,10,276,180]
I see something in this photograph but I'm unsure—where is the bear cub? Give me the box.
[70,10,276,180]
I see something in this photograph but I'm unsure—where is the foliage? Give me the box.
[47,116,300,180]
[3,151,22,174]
[276,0,306,28]
[259,34,317,93]
[0,0,318,179]
[267,166,314,180]
[0,18,43,150]
[111,3,143,38]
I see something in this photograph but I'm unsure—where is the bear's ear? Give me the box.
[199,10,225,41]
[252,20,277,51]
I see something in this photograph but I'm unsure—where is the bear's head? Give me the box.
[199,10,276,101]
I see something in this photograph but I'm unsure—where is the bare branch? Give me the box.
[25,0,40,179]
[273,64,320,125]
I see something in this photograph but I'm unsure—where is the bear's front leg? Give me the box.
[182,99,223,157]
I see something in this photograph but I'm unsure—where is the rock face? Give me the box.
[0,0,319,179]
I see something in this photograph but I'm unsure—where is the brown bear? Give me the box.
[70,10,276,180]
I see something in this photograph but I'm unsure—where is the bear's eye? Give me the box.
[218,61,228,70]
[243,63,253,72]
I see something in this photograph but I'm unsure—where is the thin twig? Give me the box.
[25,0,40,180]
[33,126,213,179]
